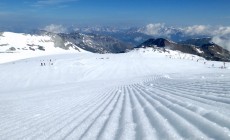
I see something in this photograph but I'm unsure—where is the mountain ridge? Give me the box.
[137,38,230,62]
[1,31,230,62]
[0,31,132,54]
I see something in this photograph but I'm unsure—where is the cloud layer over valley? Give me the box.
[139,23,230,50]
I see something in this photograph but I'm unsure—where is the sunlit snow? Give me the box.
[0,48,230,140]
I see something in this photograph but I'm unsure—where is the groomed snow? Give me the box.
[0,48,230,140]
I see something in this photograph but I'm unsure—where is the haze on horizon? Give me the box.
[0,0,230,32]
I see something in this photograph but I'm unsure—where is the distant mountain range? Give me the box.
[69,26,211,45]
[73,26,152,46]
[57,32,132,53]
[1,30,229,62]
[0,31,132,54]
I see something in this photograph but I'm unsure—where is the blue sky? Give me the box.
[0,0,230,31]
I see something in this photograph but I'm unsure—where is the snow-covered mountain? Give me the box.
[0,31,133,54]
[137,38,230,62]
[24,24,230,50]
[0,32,83,53]
[58,32,133,53]
[1,30,229,62]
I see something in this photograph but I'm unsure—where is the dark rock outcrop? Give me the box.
[137,38,230,62]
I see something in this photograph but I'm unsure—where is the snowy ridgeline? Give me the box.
[0,48,230,140]
[0,32,86,55]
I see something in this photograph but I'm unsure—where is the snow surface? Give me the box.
[196,48,204,54]
[0,48,230,140]
[0,32,54,52]
[0,32,87,63]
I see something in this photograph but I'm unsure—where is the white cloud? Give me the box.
[212,26,230,36]
[212,36,230,51]
[140,23,230,51]
[139,23,176,38]
[43,24,67,33]
[183,25,210,35]
[211,27,230,51]
[183,25,230,51]
[141,23,230,37]
[182,25,230,37]
[142,23,165,35]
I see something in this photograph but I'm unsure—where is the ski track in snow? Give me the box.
[0,49,230,140]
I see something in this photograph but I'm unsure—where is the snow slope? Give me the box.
[0,48,230,140]
[0,32,87,63]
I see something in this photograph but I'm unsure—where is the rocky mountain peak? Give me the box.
[137,38,230,62]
